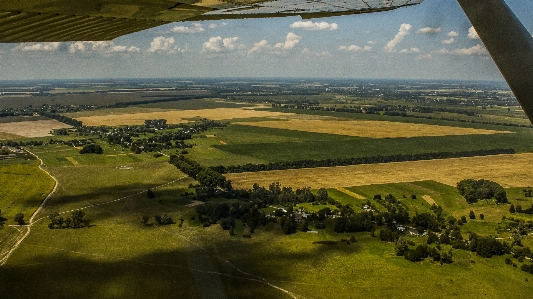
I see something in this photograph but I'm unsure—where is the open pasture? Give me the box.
[3,216,533,299]
[226,153,533,190]
[68,107,295,126]
[0,162,55,221]
[0,119,71,139]
[233,119,513,138]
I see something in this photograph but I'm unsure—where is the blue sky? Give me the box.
[0,0,531,81]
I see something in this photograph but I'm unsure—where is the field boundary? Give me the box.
[422,195,438,206]
[336,187,366,200]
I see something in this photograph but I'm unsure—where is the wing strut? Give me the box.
[457,0,533,124]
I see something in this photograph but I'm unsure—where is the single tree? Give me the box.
[14,213,24,225]
[298,219,308,232]
[141,215,150,225]
[509,204,516,213]
[147,189,155,199]
[469,210,476,219]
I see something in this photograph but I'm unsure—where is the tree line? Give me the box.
[211,148,516,174]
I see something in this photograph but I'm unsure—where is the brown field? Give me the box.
[71,108,295,126]
[226,153,533,190]
[233,119,513,138]
[0,119,71,139]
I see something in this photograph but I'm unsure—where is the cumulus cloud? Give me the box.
[69,41,140,54]
[417,27,441,34]
[468,26,480,39]
[13,42,61,52]
[208,22,228,29]
[170,23,205,34]
[399,47,420,53]
[447,31,459,37]
[417,54,433,60]
[384,23,411,52]
[247,33,302,55]
[442,38,455,45]
[437,44,488,55]
[290,21,338,31]
[274,32,301,50]
[202,36,241,52]
[248,40,268,55]
[147,37,176,53]
[300,48,332,59]
[367,40,377,45]
[339,44,372,52]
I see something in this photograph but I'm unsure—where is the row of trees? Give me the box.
[48,211,89,229]
[509,203,533,214]
[212,148,516,174]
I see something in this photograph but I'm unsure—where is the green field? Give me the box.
[199,122,533,166]
[0,160,55,221]
[2,95,533,298]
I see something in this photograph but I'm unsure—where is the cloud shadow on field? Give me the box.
[0,244,309,299]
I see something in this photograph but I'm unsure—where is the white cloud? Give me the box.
[170,23,205,34]
[68,41,140,54]
[399,47,420,53]
[248,40,268,55]
[222,37,239,50]
[384,23,411,52]
[13,42,61,52]
[290,21,339,31]
[339,45,360,51]
[300,48,332,59]
[417,54,433,60]
[437,44,488,55]
[208,22,228,29]
[442,38,455,45]
[339,44,372,52]
[247,33,301,55]
[468,26,480,39]
[367,40,377,45]
[147,37,176,53]
[447,31,459,37]
[417,27,441,34]
[274,32,301,50]
[202,36,241,52]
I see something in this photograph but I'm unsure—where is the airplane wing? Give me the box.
[0,0,423,42]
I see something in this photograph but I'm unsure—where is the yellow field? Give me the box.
[336,187,366,199]
[233,119,513,138]
[70,108,295,126]
[226,153,533,189]
[422,195,437,206]
[0,120,71,139]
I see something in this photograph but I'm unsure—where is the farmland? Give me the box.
[1,78,533,298]
[0,118,71,139]
[233,118,513,138]
[66,107,294,126]
[226,153,533,190]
